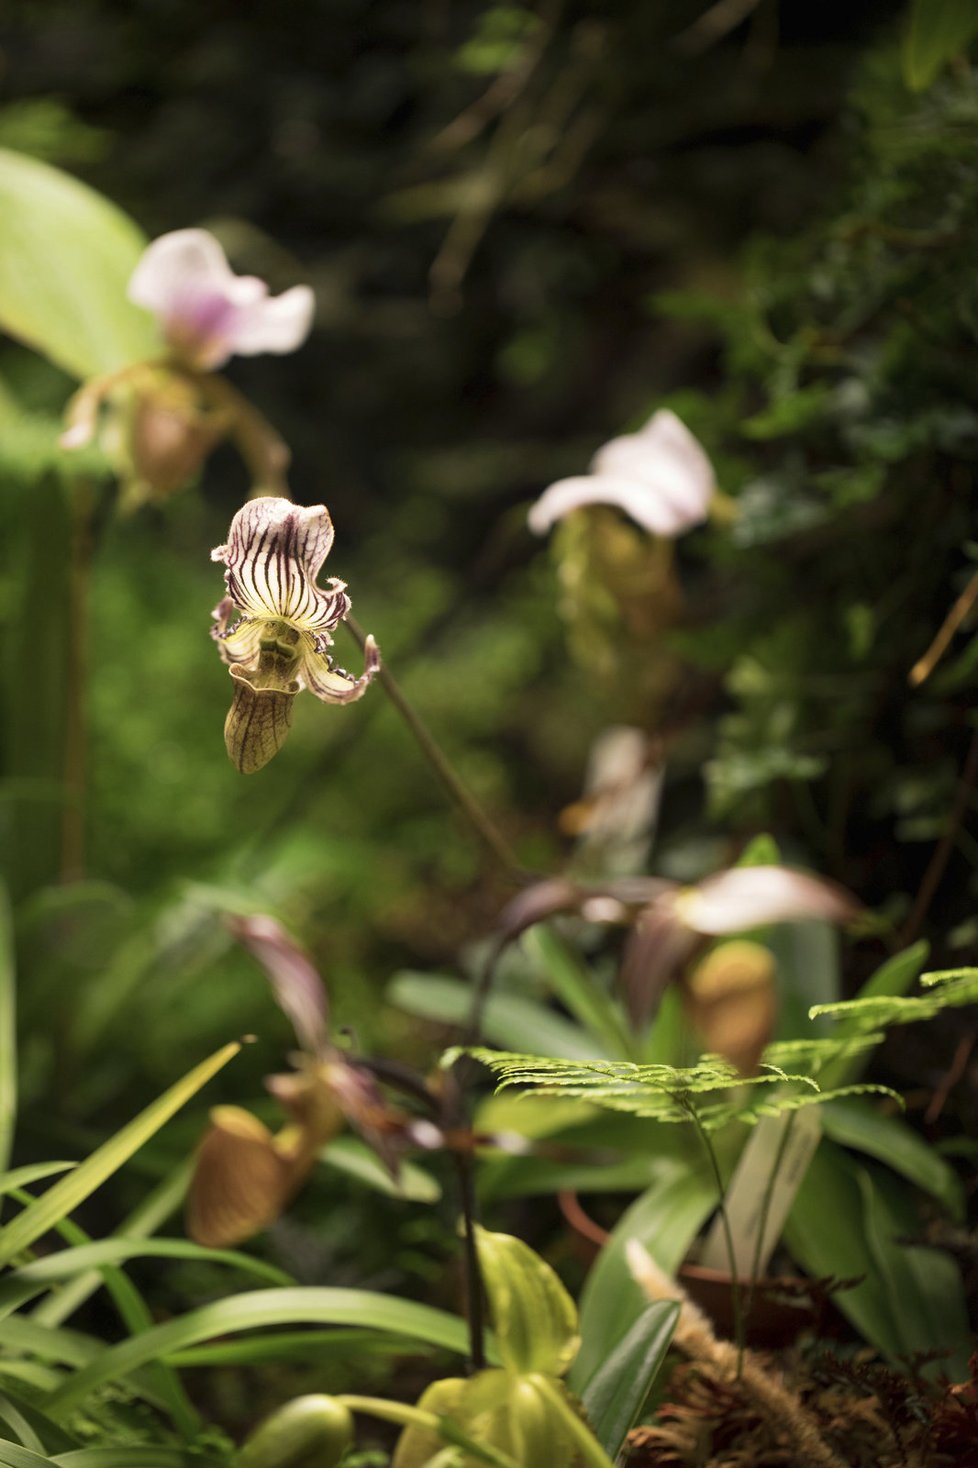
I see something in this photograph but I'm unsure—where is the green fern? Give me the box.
[810,967,978,1031]
[450,1039,898,1132]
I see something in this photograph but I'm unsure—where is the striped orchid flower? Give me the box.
[211,497,379,772]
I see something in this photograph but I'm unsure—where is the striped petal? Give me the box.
[212,497,351,630]
[298,632,381,705]
[210,599,265,669]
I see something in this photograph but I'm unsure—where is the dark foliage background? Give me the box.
[1,0,976,1413]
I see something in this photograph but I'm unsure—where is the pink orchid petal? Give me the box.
[528,474,696,536]
[232,285,316,357]
[676,866,859,936]
[528,408,714,538]
[128,229,313,369]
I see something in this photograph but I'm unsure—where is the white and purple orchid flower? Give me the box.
[528,408,715,538]
[211,497,379,773]
[128,228,315,372]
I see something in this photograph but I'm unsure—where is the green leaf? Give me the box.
[0,1442,55,1468]
[0,887,13,1176]
[474,1226,579,1377]
[821,1097,965,1221]
[0,149,157,379]
[783,1140,900,1355]
[388,972,605,1060]
[0,1167,75,1201]
[42,1289,481,1415]
[572,1154,720,1390]
[578,1301,679,1461]
[54,1452,211,1467]
[527,928,635,1060]
[903,0,978,90]
[856,1162,971,1378]
[168,1327,425,1367]
[0,1043,239,1267]
[0,1238,292,1316]
[318,1137,441,1202]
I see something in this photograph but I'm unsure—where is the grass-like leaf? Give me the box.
[43,1289,483,1415]
[0,1043,239,1268]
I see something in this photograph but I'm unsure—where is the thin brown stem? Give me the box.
[61,479,95,881]
[344,615,524,881]
[903,722,978,945]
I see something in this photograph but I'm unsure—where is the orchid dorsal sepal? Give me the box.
[528,408,715,538]
[211,497,380,771]
[128,228,315,372]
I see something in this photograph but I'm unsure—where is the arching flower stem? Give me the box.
[344,613,525,883]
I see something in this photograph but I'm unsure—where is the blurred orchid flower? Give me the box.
[211,497,380,772]
[487,863,858,1031]
[528,409,715,537]
[128,228,315,372]
[187,913,426,1246]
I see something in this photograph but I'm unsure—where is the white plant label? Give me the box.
[699,1103,823,1277]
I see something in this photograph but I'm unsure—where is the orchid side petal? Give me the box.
[231,285,316,356]
[211,609,265,669]
[298,632,380,705]
[676,865,859,936]
[226,913,329,1054]
[212,497,349,628]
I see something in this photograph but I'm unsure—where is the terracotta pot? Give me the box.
[558,1190,827,1348]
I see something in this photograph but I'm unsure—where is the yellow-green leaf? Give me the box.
[474,1226,579,1377]
[0,149,158,379]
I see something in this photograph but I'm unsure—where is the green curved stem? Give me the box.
[344,614,524,880]
[336,1395,520,1467]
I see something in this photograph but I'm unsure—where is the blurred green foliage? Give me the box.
[1,0,978,1443]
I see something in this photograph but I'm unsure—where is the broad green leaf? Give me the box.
[388,972,604,1060]
[856,1163,971,1378]
[573,1152,721,1389]
[0,1043,239,1266]
[578,1301,678,1461]
[784,1140,899,1354]
[903,0,978,90]
[0,149,156,379]
[318,1136,441,1202]
[0,886,13,1175]
[43,1289,482,1414]
[527,927,635,1059]
[474,1225,579,1376]
[821,1097,965,1221]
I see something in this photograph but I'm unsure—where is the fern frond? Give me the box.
[810,970,978,1029]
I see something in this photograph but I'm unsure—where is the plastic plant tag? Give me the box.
[699,1103,822,1277]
